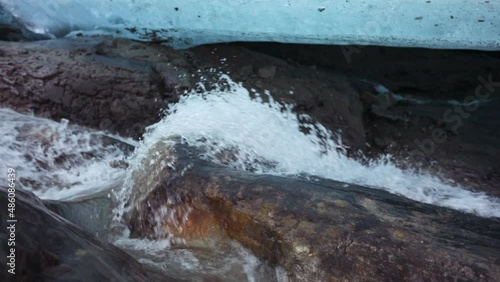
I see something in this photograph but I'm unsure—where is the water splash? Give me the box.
[0,108,133,200]
[129,75,500,217]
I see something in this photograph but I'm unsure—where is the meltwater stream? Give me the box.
[0,108,133,200]
[0,107,280,281]
[2,76,500,215]
[123,75,500,218]
[2,74,500,280]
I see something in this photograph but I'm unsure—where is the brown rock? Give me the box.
[44,84,64,104]
[257,65,277,79]
[125,143,500,282]
[0,38,190,139]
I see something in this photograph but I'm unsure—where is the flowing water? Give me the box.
[118,75,500,218]
[2,75,500,281]
[0,108,133,200]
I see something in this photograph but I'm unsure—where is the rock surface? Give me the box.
[126,144,500,282]
[0,186,173,281]
[1,37,500,281]
[0,38,191,139]
[44,191,113,239]
[242,43,500,100]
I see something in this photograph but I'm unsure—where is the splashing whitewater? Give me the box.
[117,75,500,218]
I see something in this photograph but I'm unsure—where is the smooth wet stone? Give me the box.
[126,144,500,282]
[0,186,173,281]
[44,191,113,239]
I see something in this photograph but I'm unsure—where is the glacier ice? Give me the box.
[1,0,499,49]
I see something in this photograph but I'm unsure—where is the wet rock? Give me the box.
[241,42,500,101]
[361,92,399,120]
[365,98,500,196]
[126,144,500,282]
[238,42,500,196]
[257,65,277,79]
[0,187,172,281]
[44,192,113,238]
[0,38,190,139]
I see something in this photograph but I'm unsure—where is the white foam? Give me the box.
[0,108,132,200]
[136,75,500,217]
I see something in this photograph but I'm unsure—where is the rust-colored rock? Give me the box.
[126,145,500,282]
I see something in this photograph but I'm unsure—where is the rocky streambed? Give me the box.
[0,37,499,281]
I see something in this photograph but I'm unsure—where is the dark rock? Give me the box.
[125,144,500,282]
[44,84,64,104]
[72,79,100,97]
[0,186,173,281]
[239,42,500,196]
[257,65,277,79]
[241,42,500,100]
[61,93,72,108]
[237,65,254,79]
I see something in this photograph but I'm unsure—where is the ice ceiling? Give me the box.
[1,0,499,50]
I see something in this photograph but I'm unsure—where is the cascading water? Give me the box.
[0,108,133,200]
[119,75,500,219]
[4,73,497,222]
[0,107,280,281]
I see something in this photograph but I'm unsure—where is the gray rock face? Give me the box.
[44,192,113,239]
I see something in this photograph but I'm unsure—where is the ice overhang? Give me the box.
[1,0,499,50]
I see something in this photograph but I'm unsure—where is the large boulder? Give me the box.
[125,144,500,282]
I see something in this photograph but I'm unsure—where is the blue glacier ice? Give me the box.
[1,0,499,49]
